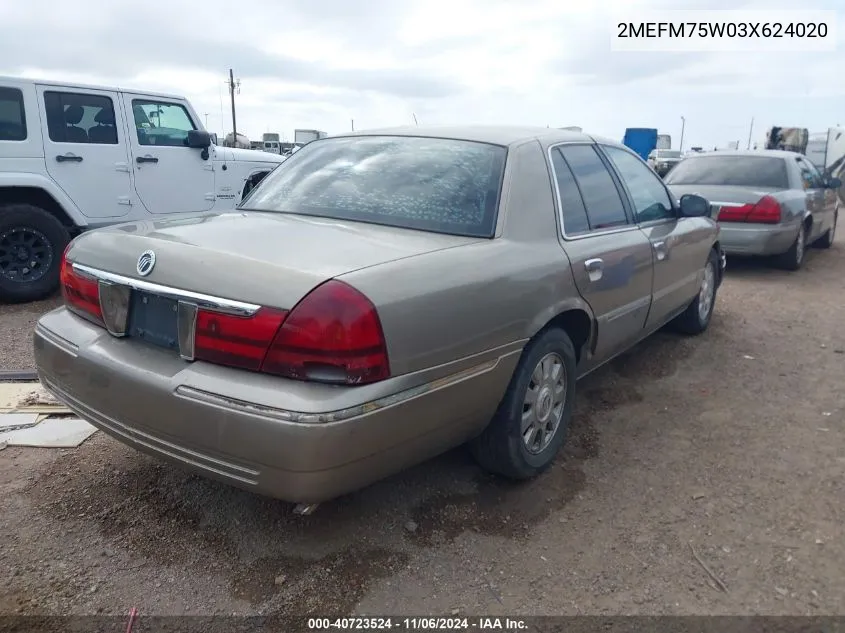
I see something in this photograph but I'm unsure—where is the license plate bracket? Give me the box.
[128,291,179,351]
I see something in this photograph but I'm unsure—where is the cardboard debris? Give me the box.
[0,418,97,448]
[0,382,72,415]
[0,381,93,449]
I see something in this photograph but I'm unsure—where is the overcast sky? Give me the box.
[1,0,842,149]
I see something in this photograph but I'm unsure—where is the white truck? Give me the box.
[767,126,844,208]
[0,76,285,303]
[294,129,328,146]
[807,127,845,176]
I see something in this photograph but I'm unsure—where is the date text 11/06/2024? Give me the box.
[307,617,528,630]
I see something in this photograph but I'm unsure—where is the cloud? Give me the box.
[1,0,843,148]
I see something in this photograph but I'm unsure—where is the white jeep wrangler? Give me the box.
[0,76,285,302]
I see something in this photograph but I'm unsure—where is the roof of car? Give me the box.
[0,75,183,101]
[332,125,603,147]
[685,149,802,159]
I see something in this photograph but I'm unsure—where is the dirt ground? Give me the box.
[1,239,843,620]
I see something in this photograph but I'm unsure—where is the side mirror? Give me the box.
[679,193,710,218]
[826,176,842,189]
[186,130,212,149]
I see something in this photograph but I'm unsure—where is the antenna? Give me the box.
[746,117,754,150]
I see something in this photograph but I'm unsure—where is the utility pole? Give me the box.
[225,69,241,144]
[412,113,419,126]
[679,116,686,152]
[351,119,354,131]
[204,113,209,128]
[746,117,754,150]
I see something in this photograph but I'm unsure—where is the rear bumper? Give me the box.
[34,308,519,503]
[718,222,799,256]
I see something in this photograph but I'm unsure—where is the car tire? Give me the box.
[774,222,806,271]
[672,248,720,336]
[815,212,836,249]
[469,327,577,480]
[0,204,70,303]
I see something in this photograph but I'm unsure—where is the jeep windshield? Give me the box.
[241,135,508,238]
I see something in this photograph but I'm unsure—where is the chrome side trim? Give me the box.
[174,358,500,425]
[73,263,260,316]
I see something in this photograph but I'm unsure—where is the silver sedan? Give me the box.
[666,150,840,270]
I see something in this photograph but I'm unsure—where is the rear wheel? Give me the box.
[775,222,806,271]
[672,248,720,335]
[469,328,577,479]
[815,211,837,249]
[0,204,70,303]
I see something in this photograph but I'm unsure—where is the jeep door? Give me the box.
[120,94,214,215]
[36,84,133,219]
[549,143,654,365]
[601,144,709,329]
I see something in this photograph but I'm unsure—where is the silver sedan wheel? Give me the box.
[522,353,566,455]
[698,260,716,323]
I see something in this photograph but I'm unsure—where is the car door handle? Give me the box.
[136,156,159,164]
[56,154,83,163]
[584,258,603,282]
[653,241,668,261]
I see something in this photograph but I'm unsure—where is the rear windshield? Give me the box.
[242,135,507,238]
[665,155,789,188]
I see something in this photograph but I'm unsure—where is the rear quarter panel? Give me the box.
[339,140,592,378]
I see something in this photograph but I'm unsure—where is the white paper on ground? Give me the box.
[0,413,41,432]
[0,418,97,448]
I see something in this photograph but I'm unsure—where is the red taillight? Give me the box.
[717,195,782,224]
[60,245,104,325]
[261,280,390,385]
[194,307,288,371]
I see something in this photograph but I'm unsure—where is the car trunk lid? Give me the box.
[667,184,785,219]
[68,211,483,309]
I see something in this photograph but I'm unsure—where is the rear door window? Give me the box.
[550,148,591,235]
[557,144,629,230]
[0,87,27,141]
[665,155,789,189]
[43,91,118,144]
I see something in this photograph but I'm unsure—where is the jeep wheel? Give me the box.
[0,204,70,303]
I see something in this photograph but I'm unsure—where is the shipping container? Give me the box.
[623,128,659,160]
